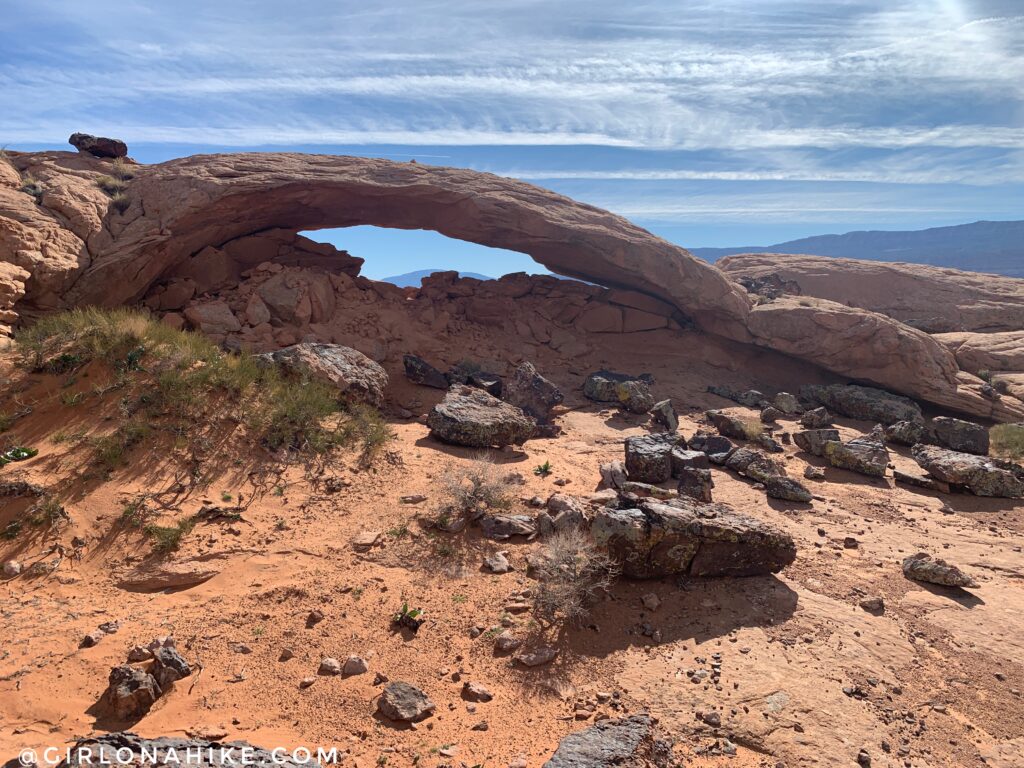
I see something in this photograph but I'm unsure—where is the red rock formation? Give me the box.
[1,149,1021,420]
[718,252,1024,334]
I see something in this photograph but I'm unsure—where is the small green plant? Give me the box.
[991,423,1024,460]
[393,602,425,631]
[1,521,22,540]
[0,446,38,467]
[351,586,364,600]
[451,593,468,604]
[252,626,265,638]
[91,420,150,472]
[533,460,553,477]
[43,352,85,374]
[978,369,993,383]
[272,485,285,496]
[274,517,289,531]
[144,516,196,554]
[387,523,409,539]
[221,491,233,503]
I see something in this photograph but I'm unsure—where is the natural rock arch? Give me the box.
[2,150,1021,420]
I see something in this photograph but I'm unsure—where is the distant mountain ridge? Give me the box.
[380,268,493,287]
[691,220,1024,277]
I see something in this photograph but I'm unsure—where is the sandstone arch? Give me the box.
[2,150,1022,420]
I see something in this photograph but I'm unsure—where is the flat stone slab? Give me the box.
[591,497,796,579]
[543,714,672,768]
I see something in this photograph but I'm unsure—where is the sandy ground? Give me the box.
[2,328,1023,768]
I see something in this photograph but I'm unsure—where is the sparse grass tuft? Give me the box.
[96,175,127,196]
[91,420,151,473]
[740,418,765,440]
[19,175,43,202]
[531,529,617,626]
[110,192,130,213]
[991,423,1024,460]
[119,495,150,527]
[26,496,69,528]
[111,158,135,180]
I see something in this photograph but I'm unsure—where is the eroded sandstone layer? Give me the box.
[2,149,1021,421]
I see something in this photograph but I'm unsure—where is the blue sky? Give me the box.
[3,0,1022,278]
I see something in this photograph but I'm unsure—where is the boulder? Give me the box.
[800,406,833,429]
[616,379,655,414]
[624,434,678,484]
[793,428,842,457]
[103,666,160,719]
[542,494,589,532]
[183,301,241,336]
[760,406,782,423]
[599,460,628,490]
[377,681,435,722]
[55,733,311,768]
[773,392,803,414]
[884,420,925,446]
[670,447,710,477]
[762,475,813,503]
[677,467,713,502]
[543,714,672,768]
[403,354,448,389]
[427,386,535,447]
[69,132,128,158]
[590,498,796,579]
[116,561,220,592]
[893,469,951,494]
[912,445,1024,498]
[503,361,563,422]
[687,432,735,461]
[479,514,537,539]
[649,399,677,431]
[723,448,811,501]
[584,370,653,404]
[262,343,388,406]
[800,384,922,426]
[931,416,989,455]
[824,430,890,477]
[151,647,192,690]
[705,410,757,441]
[902,552,978,588]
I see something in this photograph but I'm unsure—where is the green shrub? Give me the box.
[991,424,1024,460]
[26,496,69,528]
[91,420,150,472]
[145,516,196,554]
[532,529,618,625]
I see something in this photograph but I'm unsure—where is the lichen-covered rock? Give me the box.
[590,498,796,579]
[760,406,782,423]
[724,447,811,501]
[584,370,653,403]
[479,513,537,539]
[649,399,677,431]
[624,433,679,483]
[102,666,160,719]
[762,475,813,503]
[427,385,535,447]
[377,681,435,722]
[824,430,890,477]
[543,714,672,768]
[677,467,714,502]
[616,379,655,414]
[403,354,448,389]
[687,432,735,461]
[503,361,563,422]
[912,444,1024,498]
[884,420,925,446]
[800,384,922,426]
[56,733,313,768]
[902,552,978,588]
[262,342,388,406]
[931,416,989,455]
[800,406,833,429]
[794,428,842,457]
[773,392,803,414]
[670,447,710,477]
[151,647,192,691]
[706,410,756,440]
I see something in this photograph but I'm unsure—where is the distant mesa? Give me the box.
[693,220,1024,278]
[381,269,493,287]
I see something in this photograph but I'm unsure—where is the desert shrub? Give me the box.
[0,412,13,433]
[435,457,514,525]
[338,403,394,464]
[978,369,993,383]
[119,495,150,527]
[531,529,618,625]
[991,423,1024,460]
[26,496,69,528]
[145,516,196,554]
[251,375,344,452]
